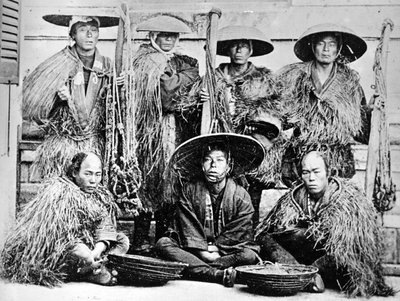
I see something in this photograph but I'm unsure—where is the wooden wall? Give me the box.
[19,0,400,267]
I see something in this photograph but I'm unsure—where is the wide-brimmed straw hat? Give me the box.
[294,23,367,62]
[136,15,191,33]
[43,14,119,28]
[170,133,265,179]
[217,26,274,57]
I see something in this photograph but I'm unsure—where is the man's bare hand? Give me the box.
[57,85,71,102]
[200,87,210,103]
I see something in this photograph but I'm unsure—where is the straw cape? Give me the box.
[22,45,113,178]
[255,177,394,297]
[169,133,265,181]
[0,177,116,287]
[182,61,283,187]
[294,23,367,63]
[277,31,369,184]
[127,42,198,210]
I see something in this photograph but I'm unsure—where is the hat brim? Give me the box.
[170,133,265,179]
[136,15,191,33]
[217,38,274,57]
[43,14,120,28]
[294,25,367,62]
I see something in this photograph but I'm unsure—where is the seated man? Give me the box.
[155,133,265,287]
[255,151,394,297]
[1,152,129,286]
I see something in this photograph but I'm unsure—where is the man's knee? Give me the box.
[109,232,130,255]
[240,248,258,265]
[70,243,92,262]
[155,237,177,251]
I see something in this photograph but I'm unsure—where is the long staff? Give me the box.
[200,8,222,134]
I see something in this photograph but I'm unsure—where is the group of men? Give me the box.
[0,12,395,298]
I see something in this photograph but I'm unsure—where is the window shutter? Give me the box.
[0,0,20,84]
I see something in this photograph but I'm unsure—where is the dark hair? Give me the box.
[69,20,99,38]
[299,150,329,175]
[202,142,229,161]
[311,31,342,49]
[66,151,101,179]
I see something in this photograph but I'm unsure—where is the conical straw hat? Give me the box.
[170,133,265,179]
[136,15,191,33]
[217,26,274,57]
[43,14,119,28]
[294,23,367,62]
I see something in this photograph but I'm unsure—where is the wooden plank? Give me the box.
[22,4,400,39]
[293,0,400,6]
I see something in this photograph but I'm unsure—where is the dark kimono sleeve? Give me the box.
[216,187,259,253]
[160,55,199,113]
[175,184,208,250]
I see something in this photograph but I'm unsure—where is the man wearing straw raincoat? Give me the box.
[126,15,199,253]
[256,151,394,297]
[22,14,119,178]
[277,23,371,187]
[1,152,129,286]
[185,25,283,225]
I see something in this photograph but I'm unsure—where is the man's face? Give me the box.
[73,154,102,193]
[202,150,230,183]
[301,152,329,197]
[228,40,252,65]
[155,32,179,52]
[72,22,99,52]
[312,33,339,65]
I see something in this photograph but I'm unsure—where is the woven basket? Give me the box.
[108,254,188,286]
[236,262,318,296]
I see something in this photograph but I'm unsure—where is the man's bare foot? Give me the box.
[85,265,118,286]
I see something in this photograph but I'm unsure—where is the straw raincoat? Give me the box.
[255,177,394,297]
[278,23,370,186]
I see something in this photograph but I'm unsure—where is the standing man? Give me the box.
[1,152,129,286]
[156,133,264,287]
[278,23,370,187]
[23,14,118,178]
[187,25,283,225]
[125,15,200,253]
[256,151,394,297]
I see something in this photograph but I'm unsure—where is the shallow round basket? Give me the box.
[108,254,188,286]
[236,262,318,296]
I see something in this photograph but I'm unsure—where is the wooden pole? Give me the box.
[115,3,127,76]
[365,19,394,202]
[200,8,222,135]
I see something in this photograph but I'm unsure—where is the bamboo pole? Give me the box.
[115,3,127,76]
[365,19,394,203]
[200,8,222,135]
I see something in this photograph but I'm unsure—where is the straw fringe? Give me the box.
[0,177,115,287]
[129,44,167,209]
[200,64,283,185]
[33,133,104,178]
[22,47,79,123]
[278,62,363,146]
[256,178,394,297]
